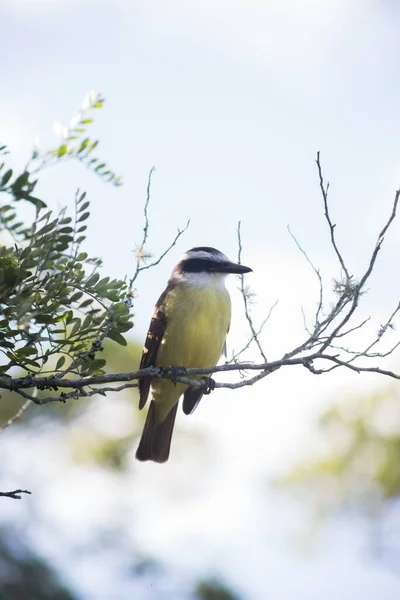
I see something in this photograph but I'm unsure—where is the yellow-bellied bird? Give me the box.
[136,247,252,462]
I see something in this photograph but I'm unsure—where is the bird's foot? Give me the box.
[169,365,186,385]
[203,377,216,395]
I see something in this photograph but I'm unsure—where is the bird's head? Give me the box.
[171,246,252,286]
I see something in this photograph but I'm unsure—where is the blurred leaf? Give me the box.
[107,330,127,346]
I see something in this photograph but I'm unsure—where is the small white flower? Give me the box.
[52,121,63,136]
[69,112,82,128]
[81,90,99,110]
[53,121,69,139]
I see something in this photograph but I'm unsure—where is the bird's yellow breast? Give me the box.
[151,280,231,422]
[156,281,231,369]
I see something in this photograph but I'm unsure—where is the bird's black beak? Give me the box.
[217,261,253,274]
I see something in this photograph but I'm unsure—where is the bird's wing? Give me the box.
[138,287,169,410]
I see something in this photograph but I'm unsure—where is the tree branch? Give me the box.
[2,347,400,406]
[0,489,31,500]
[2,154,400,417]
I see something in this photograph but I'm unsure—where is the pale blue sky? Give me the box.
[2,0,400,330]
[1,1,400,599]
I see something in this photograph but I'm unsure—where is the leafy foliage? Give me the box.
[0,95,132,381]
[29,91,123,186]
[0,152,45,210]
[281,385,400,516]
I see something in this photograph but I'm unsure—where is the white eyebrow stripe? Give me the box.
[180,250,229,262]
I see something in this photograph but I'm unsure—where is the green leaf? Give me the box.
[0,340,14,349]
[88,140,99,153]
[59,217,72,225]
[17,194,46,209]
[105,292,120,302]
[79,201,90,212]
[95,276,110,289]
[86,273,100,287]
[78,211,90,222]
[107,330,127,346]
[85,358,107,372]
[78,138,90,153]
[35,314,57,324]
[16,346,37,356]
[110,302,130,316]
[69,291,84,303]
[57,144,68,158]
[55,356,66,370]
[1,169,13,186]
[81,314,93,331]
[70,318,81,337]
[116,321,133,333]
[79,298,93,308]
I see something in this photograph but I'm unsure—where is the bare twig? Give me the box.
[133,219,190,278]
[0,400,31,432]
[316,151,350,280]
[332,318,371,339]
[319,189,400,352]
[231,300,278,362]
[320,302,400,372]
[287,225,323,330]
[237,221,268,362]
[0,489,31,500]
[128,168,190,291]
[129,166,155,289]
[311,354,400,380]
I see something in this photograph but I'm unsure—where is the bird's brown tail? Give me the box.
[135,401,178,463]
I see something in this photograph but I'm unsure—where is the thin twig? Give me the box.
[0,400,31,432]
[332,317,371,339]
[314,354,400,380]
[128,168,190,291]
[316,152,350,280]
[231,300,278,362]
[237,221,268,362]
[143,166,155,249]
[319,189,400,352]
[287,225,324,330]
[128,166,155,289]
[134,219,190,277]
[328,340,400,360]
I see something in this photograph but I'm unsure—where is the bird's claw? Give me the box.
[169,365,185,385]
[203,377,216,395]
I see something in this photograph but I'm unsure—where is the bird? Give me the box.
[136,246,252,463]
